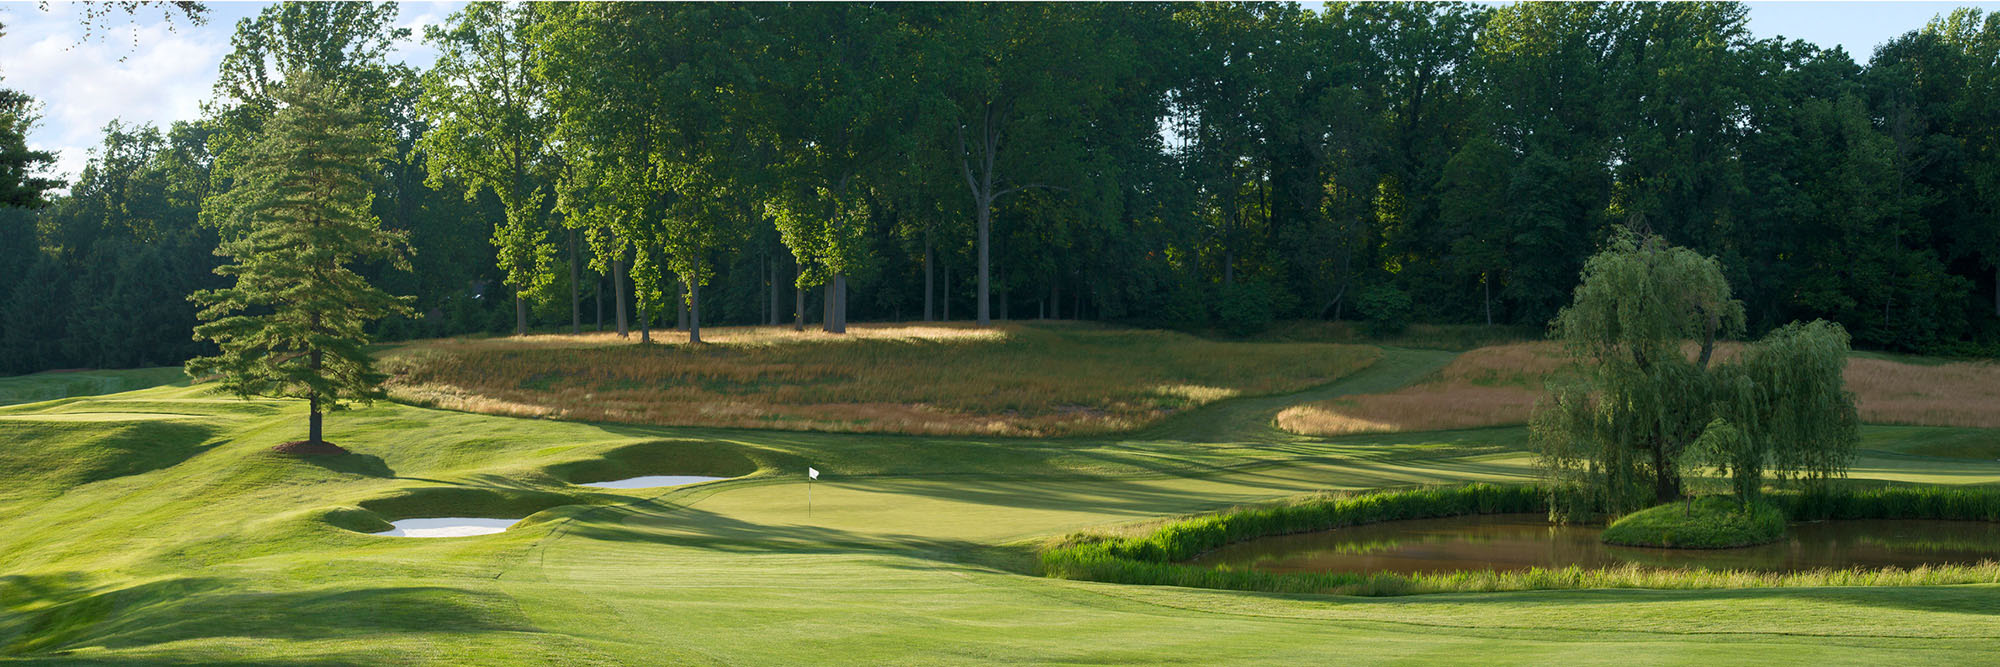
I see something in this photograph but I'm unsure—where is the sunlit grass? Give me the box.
[381,322,1379,436]
[1278,341,2000,435]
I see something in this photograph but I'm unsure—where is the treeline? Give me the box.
[4,1,2000,374]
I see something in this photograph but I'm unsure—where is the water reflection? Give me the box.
[1187,514,2000,574]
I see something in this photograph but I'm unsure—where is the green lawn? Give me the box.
[4,348,2000,664]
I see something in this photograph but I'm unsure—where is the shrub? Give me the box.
[1356,285,1413,337]
[1600,496,1786,548]
[1211,282,1277,336]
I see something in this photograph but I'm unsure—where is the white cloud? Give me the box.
[1,3,229,191]
[0,1,465,193]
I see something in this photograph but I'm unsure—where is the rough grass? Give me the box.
[381,322,1379,436]
[1278,341,2000,435]
[1601,496,1787,548]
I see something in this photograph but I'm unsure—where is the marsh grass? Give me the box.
[1277,341,2000,435]
[1042,484,2000,597]
[381,322,1379,436]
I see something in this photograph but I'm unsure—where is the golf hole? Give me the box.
[371,517,518,538]
[577,475,730,489]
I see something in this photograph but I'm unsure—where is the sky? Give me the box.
[4,1,2000,190]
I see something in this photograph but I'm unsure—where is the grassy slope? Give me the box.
[0,367,187,407]
[3,348,2000,663]
[378,323,1380,437]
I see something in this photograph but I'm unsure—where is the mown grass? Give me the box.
[1254,321,1538,350]
[381,322,1379,436]
[0,367,187,407]
[1278,341,2000,435]
[8,344,2000,661]
[1601,496,1787,548]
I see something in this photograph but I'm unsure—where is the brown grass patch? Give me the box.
[1278,342,2000,435]
[382,322,1378,437]
[1847,357,2000,428]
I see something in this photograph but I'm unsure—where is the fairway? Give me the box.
[4,347,2000,664]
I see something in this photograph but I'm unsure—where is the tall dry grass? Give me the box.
[1847,357,2000,428]
[1276,343,1563,435]
[382,322,1379,437]
[1277,342,2000,435]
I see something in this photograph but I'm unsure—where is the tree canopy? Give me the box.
[6,1,2000,377]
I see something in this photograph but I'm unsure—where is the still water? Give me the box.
[1186,514,2000,574]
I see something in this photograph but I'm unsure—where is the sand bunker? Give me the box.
[371,517,517,538]
[578,475,730,489]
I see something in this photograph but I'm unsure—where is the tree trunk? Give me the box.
[569,228,580,335]
[1050,282,1061,320]
[1993,265,1998,317]
[688,256,702,345]
[1483,273,1493,326]
[308,343,323,444]
[822,282,834,332]
[675,276,688,331]
[595,271,603,332]
[1652,441,1680,504]
[977,200,991,326]
[942,263,951,321]
[514,295,527,336]
[924,239,934,322]
[309,392,323,444]
[614,255,629,338]
[831,274,847,333]
[794,272,806,332]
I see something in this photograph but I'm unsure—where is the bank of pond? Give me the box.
[1041,484,2000,596]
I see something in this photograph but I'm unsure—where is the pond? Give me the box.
[1186,514,2000,575]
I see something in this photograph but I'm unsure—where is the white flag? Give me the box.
[808,467,819,480]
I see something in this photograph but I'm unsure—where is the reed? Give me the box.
[1041,484,2000,597]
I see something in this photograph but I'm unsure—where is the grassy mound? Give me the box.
[381,322,1379,436]
[1601,496,1786,549]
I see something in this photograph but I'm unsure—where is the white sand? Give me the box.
[578,475,729,489]
[371,517,517,537]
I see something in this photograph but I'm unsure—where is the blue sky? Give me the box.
[5,1,1999,188]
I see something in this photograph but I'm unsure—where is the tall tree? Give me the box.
[418,2,557,336]
[1533,228,1745,514]
[187,76,414,449]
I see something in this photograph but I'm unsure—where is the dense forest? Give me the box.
[4,1,1999,375]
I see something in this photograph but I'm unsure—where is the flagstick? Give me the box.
[807,475,813,518]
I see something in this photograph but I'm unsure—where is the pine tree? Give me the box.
[187,75,413,452]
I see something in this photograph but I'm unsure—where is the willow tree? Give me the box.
[187,76,413,451]
[1703,320,1860,502]
[417,2,557,336]
[1532,228,1744,516]
[1536,229,1862,517]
